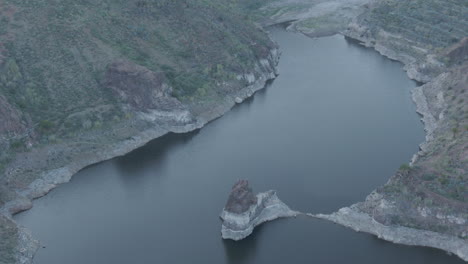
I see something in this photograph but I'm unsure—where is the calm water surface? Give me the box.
[15,29,464,263]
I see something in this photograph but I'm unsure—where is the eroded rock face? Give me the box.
[220,181,298,240]
[103,61,184,112]
[224,180,257,214]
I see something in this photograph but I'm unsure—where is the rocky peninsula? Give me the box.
[220,180,298,240]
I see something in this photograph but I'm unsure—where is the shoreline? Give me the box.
[310,206,468,261]
[2,47,280,263]
[330,31,467,262]
[4,59,279,217]
[288,22,468,262]
[256,0,466,258]
[221,190,299,241]
[4,19,466,263]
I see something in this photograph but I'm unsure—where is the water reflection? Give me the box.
[222,230,260,264]
[112,131,199,195]
[115,131,200,174]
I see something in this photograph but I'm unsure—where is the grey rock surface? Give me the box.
[311,205,468,262]
[220,181,299,240]
[224,180,258,214]
[15,226,39,264]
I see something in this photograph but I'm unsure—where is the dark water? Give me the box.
[15,29,464,263]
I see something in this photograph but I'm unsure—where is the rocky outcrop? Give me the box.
[224,180,258,214]
[220,180,298,240]
[104,61,189,115]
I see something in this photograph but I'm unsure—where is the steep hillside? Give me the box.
[0,0,274,148]
[0,1,279,262]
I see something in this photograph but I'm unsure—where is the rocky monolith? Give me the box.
[220,180,298,240]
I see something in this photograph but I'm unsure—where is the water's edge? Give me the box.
[260,3,467,258]
[308,27,468,262]
[4,47,280,264]
[6,25,465,263]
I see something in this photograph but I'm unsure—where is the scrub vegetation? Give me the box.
[250,0,467,250]
[366,0,468,49]
[0,0,467,262]
[0,0,273,144]
[0,0,277,261]
[351,0,468,240]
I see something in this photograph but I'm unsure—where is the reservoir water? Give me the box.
[15,29,464,263]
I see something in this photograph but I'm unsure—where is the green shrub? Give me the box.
[170,72,209,99]
[438,176,449,185]
[399,163,411,171]
[421,173,436,181]
[10,139,25,150]
[38,120,54,132]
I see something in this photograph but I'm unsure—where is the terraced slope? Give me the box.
[366,0,468,49]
